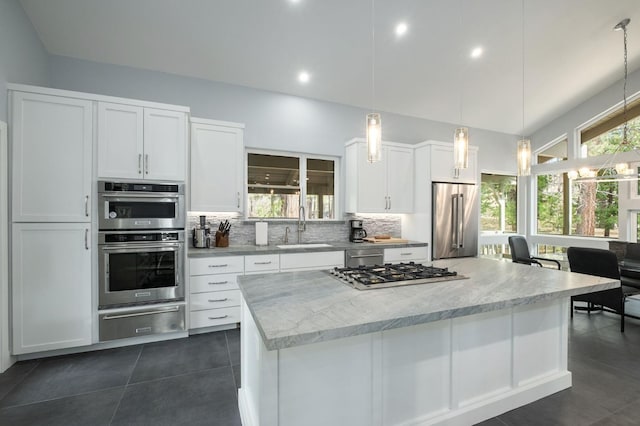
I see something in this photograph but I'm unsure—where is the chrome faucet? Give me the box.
[284,226,290,244]
[297,205,306,243]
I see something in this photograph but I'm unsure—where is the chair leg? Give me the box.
[621,300,625,333]
[570,300,573,318]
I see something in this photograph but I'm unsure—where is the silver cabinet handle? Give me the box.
[85,195,89,217]
[388,196,391,210]
[350,254,382,259]
[254,261,272,265]
[400,252,412,256]
[103,306,180,320]
[208,264,228,268]
[145,154,149,174]
[237,192,240,209]
[208,298,229,302]
[208,314,228,320]
[208,281,229,285]
[84,229,89,250]
[138,153,142,174]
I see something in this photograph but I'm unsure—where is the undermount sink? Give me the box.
[276,243,333,249]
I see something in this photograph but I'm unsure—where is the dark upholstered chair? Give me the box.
[619,243,640,291]
[508,235,561,270]
[568,246,639,332]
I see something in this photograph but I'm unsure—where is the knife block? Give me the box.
[215,231,229,248]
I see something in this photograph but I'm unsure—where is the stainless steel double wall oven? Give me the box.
[97,181,186,341]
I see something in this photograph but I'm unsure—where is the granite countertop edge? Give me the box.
[188,241,428,257]
[243,281,620,351]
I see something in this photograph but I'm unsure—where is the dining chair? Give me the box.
[508,235,561,270]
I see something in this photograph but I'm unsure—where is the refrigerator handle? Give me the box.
[458,194,465,248]
[451,194,459,249]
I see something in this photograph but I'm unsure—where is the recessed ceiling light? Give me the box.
[298,71,310,84]
[395,22,408,37]
[471,47,483,59]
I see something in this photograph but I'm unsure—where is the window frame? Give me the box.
[479,172,518,235]
[244,148,340,221]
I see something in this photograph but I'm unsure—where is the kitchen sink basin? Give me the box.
[276,243,333,249]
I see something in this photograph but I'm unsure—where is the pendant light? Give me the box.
[569,18,636,183]
[517,0,531,176]
[366,0,382,163]
[454,0,469,170]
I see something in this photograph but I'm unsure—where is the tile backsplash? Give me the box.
[187,213,402,246]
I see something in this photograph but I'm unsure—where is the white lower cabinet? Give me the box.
[12,223,92,354]
[280,251,344,271]
[189,256,243,330]
[244,254,280,274]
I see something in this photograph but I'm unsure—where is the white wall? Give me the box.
[0,0,50,122]
[49,55,518,167]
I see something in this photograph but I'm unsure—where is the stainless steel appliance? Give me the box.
[99,304,186,341]
[345,247,383,267]
[98,230,185,308]
[432,182,479,260]
[192,215,211,248]
[330,262,466,290]
[98,181,185,230]
[349,219,368,243]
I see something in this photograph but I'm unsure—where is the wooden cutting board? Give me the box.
[363,237,409,244]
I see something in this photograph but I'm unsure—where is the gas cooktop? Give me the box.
[329,262,467,290]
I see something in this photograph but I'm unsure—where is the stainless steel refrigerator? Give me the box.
[432,182,479,259]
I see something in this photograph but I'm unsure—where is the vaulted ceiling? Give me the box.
[20,0,640,135]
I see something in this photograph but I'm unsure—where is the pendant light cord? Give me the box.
[521,0,525,141]
[623,22,628,145]
[371,0,375,112]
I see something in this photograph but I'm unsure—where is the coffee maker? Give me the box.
[192,215,211,248]
[349,219,367,243]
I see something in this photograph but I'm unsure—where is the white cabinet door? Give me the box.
[386,147,414,213]
[12,223,92,354]
[97,102,144,179]
[12,92,92,222]
[355,143,387,213]
[430,144,477,184]
[143,108,187,181]
[190,120,244,212]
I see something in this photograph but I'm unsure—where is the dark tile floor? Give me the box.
[0,313,638,425]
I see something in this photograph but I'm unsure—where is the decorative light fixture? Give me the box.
[570,18,637,183]
[454,0,469,170]
[517,0,531,177]
[366,0,382,163]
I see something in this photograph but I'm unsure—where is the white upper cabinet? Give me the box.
[12,91,92,222]
[97,102,187,181]
[143,108,187,181]
[97,102,144,179]
[428,142,478,183]
[345,139,414,213]
[190,118,245,212]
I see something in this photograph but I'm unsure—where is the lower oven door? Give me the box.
[99,304,186,341]
[99,242,184,308]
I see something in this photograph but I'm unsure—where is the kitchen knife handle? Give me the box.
[145,154,149,174]
[138,154,142,174]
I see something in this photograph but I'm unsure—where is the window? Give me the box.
[537,171,619,238]
[537,138,567,164]
[247,152,337,219]
[581,97,640,156]
[480,173,517,233]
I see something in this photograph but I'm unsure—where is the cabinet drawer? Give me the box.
[99,305,186,342]
[190,306,240,328]
[384,246,429,263]
[245,254,279,273]
[190,273,238,294]
[190,289,240,311]
[280,251,344,271]
[190,256,243,276]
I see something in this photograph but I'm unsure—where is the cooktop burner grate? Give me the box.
[329,262,467,290]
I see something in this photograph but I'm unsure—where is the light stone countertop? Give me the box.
[188,241,428,257]
[238,257,620,351]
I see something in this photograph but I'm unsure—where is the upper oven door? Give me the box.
[98,193,185,230]
[99,241,185,308]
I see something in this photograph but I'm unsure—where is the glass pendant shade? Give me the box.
[366,113,382,163]
[453,127,469,169]
[517,139,531,176]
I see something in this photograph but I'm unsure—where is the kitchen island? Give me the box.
[237,257,619,426]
